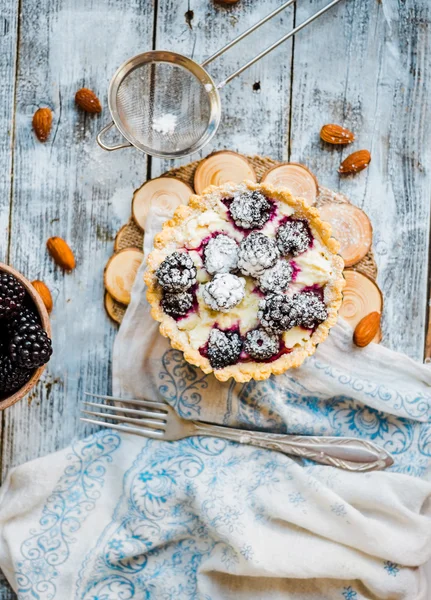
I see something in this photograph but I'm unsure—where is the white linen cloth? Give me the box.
[0,204,431,599]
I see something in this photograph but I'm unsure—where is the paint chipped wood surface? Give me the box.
[0,0,431,597]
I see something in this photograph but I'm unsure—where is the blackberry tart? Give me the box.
[145,181,344,382]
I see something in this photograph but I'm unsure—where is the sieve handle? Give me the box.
[96,121,132,152]
[210,0,345,89]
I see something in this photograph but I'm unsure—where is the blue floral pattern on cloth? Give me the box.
[342,587,358,600]
[384,561,400,576]
[14,345,431,598]
[156,349,431,479]
[75,437,301,599]
[158,350,209,418]
[15,430,121,600]
[311,357,431,420]
[226,374,430,477]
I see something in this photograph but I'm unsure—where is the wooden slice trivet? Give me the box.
[104,291,126,324]
[104,248,144,305]
[261,163,319,206]
[316,186,377,281]
[132,177,193,232]
[339,270,383,344]
[105,154,380,333]
[317,202,373,267]
[194,150,257,194]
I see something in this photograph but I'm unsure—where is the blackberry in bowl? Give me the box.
[0,263,52,409]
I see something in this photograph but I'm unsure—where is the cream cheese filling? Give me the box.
[177,278,261,350]
[293,246,333,286]
[157,193,334,355]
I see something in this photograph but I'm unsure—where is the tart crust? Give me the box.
[145,181,345,382]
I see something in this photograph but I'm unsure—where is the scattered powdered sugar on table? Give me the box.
[152,113,177,135]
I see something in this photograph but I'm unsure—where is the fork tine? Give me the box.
[116,398,170,412]
[80,417,164,438]
[84,392,169,412]
[81,409,166,431]
[82,401,167,421]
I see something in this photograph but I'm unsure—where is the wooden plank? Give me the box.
[1,0,155,478]
[0,2,21,596]
[290,0,431,361]
[0,0,19,258]
[151,0,295,177]
[0,3,21,591]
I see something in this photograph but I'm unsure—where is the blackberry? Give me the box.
[237,232,279,277]
[203,234,239,275]
[0,272,26,320]
[202,273,245,312]
[276,220,311,256]
[258,260,293,293]
[161,291,194,319]
[156,252,197,293]
[7,307,39,332]
[229,191,272,229]
[9,322,53,369]
[207,329,242,370]
[244,329,280,360]
[290,292,327,329]
[0,354,32,394]
[0,321,8,353]
[258,292,327,333]
[258,294,297,333]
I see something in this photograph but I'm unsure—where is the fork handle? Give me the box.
[191,423,393,472]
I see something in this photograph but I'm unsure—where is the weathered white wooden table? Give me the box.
[0,0,430,596]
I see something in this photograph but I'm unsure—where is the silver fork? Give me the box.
[81,393,394,472]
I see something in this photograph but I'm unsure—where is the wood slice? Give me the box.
[194,150,257,194]
[104,248,144,305]
[104,291,126,324]
[317,186,377,281]
[339,270,383,343]
[114,220,144,252]
[318,202,373,267]
[261,163,318,206]
[132,177,193,232]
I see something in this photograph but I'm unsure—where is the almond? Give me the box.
[75,88,102,113]
[339,149,371,174]
[32,280,53,313]
[46,237,76,271]
[353,312,381,348]
[32,107,53,142]
[320,123,355,145]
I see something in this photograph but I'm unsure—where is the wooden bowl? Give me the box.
[0,263,51,410]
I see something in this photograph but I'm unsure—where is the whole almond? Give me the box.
[75,88,102,113]
[33,107,53,142]
[320,124,355,145]
[339,149,371,174]
[32,280,53,313]
[353,312,381,348]
[46,237,76,272]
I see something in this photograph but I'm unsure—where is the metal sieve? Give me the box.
[97,0,344,159]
